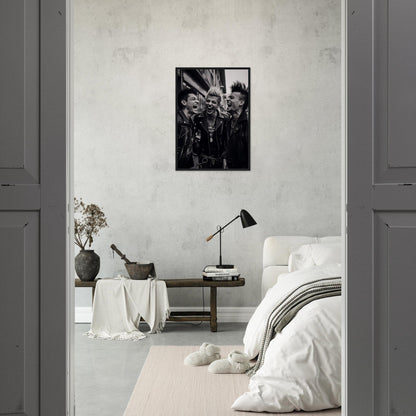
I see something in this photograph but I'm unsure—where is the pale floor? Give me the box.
[75,321,247,416]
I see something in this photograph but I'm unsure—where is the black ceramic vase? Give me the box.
[75,249,100,281]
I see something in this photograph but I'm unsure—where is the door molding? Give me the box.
[40,0,69,414]
[346,0,374,414]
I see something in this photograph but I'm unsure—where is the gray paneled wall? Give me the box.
[0,213,39,415]
[374,214,416,415]
[0,1,41,414]
[374,0,416,182]
[74,0,341,308]
[1,0,67,414]
[348,0,416,413]
[0,0,39,183]
[372,1,416,412]
[387,1,416,168]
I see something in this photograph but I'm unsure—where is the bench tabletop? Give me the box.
[75,277,245,288]
[162,278,245,288]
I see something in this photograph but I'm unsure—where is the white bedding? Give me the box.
[233,264,342,413]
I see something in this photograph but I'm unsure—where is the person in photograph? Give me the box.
[176,88,199,169]
[193,87,228,169]
[225,81,249,169]
[220,93,231,119]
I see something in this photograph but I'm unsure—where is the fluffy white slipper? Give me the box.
[184,343,221,366]
[208,350,251,374]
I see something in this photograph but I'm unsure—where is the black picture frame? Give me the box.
[176,67,250,171]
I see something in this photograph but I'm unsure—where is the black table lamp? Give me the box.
[206,209,257,268]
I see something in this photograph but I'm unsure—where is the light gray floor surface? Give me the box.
[75,321,247,416]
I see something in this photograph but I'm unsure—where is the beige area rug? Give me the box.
[124,345,341,416]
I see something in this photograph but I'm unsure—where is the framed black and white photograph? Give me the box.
[176,67,250,170]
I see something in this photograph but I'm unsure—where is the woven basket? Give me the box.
[125,263,156,280]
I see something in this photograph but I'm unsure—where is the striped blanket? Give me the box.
[247,277,341,376]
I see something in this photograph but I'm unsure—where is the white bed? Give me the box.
[232,236,342,413]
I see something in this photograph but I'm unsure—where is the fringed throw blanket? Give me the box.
[87,276,170,341]
[247,277,341,376]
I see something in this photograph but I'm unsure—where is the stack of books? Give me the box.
[202,265,240,281]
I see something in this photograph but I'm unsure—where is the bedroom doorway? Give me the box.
[71,0,345,415]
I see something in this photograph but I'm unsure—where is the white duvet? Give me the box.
[232,264,342,413]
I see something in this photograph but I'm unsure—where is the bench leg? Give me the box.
[210,287,217,332]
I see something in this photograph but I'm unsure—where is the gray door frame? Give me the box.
[67,1,75,414]
[345,0,372,414]
[41,0,73,415]
[341,2,347,415]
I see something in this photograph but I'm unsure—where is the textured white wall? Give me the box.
[74,0,341,308]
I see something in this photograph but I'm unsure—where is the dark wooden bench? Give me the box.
[75,277,245,332]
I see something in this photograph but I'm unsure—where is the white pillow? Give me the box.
[288,245,314,272]
[288,242,341,272]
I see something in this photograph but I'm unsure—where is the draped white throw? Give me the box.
[86,276,170,341]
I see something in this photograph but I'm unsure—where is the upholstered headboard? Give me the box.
[261,235,341,298]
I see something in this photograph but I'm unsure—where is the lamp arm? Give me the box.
[206,215,240,241]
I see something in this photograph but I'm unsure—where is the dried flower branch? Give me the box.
[74,197,108,250]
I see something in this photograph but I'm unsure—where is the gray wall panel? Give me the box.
[0,212,39,416]
[373,185,416,210]
[375,212,416,415]
[388,226,416,414]
[388,1,416,168]
[0,0,24,168]
[0,185,41,211]
[374,0,416,183]
[0,221,24,413]
[0,0,39,184]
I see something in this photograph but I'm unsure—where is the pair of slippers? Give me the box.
[184,343,251,374]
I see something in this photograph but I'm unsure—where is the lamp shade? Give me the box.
[240,209,257,228]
